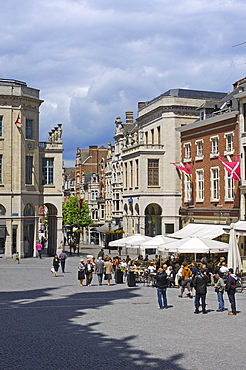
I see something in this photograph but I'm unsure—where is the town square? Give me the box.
[1,244,246,370]
[1,1,246,369]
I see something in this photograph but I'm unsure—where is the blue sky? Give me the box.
[1,0,246,166]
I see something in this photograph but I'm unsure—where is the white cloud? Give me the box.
[0,0,246,164]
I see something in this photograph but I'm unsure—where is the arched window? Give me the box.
[0,204,6,216]
[24,203,35,216]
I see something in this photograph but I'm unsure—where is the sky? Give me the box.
[1,0,246,166]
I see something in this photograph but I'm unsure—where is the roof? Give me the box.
[168,223,226,240]
[146,89,227,107]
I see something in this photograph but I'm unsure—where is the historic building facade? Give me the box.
[176,87,240,227]
[0,79,63,258]
[118,89,226,237]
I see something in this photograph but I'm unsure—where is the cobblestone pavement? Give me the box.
[0,246,246,370]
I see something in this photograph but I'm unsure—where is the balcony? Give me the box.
[122,142,164,156]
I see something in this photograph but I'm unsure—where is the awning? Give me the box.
[223,221,246,236]
[96,223,119,232]
[168,223,225,240]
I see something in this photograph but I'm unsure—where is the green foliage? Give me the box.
[62,197,93,228]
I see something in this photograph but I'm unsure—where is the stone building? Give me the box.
[118,89,226,237]
[0,79,63,258]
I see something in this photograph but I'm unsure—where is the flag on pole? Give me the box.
[172,162,192,181]
[218,155,241,181]
[15,114,23,125]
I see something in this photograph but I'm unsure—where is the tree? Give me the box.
[62,196,93,228]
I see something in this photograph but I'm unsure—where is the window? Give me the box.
[115,193,120,211]
[196,170,204,201]
[124,163,128,188]
[184,143,191,160]
[165,224,174,234]
[135,159,139,187]
[130,161,133,187]
[157,126,161,145]
[244,103,246,132]
[196,140,203,158]
[211,137,218,155]
[185,176,192,203]
[148,159,159,186]
[26,119,34,140]
[101,205,104,219]
[0,154,2,183]
[225,171,234,200]
[42,158,54,185]
[0,116,3,137]
[211,167,219,200]
[25,156,33,184]
[145,132,148,145]
[225,133,233,153]
[151,129,154,144]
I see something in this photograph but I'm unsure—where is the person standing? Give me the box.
[214,273,225,312]
[36,243,42,259]
[95,257,105,285]
[53,254,60,277]
[85,258,94,286]
[59,250,68,273]
[97,248,105,259]
[193,268,209,314]
[78,259,86,286]
[155,267,169,309]
[104,257,114,286]
[226,268,237,315]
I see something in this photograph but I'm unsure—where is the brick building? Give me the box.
[177,88,240,228]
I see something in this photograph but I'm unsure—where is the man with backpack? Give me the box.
[225,268,237,315]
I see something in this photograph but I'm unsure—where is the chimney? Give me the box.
[125,111,133,124]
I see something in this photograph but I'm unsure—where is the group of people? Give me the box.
[77,255,114,286]
[155,259,239,315]
[52,250,68,277]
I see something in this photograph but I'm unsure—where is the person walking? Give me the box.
[104,257,114,286]
[78,259,86,286]
[53,254,60,277]
[214,273,225,312]
[179,262,192,298]
[226,268,237,315]
[95,256,105,285]
[155,267,169,309]
[193,268,209,314]
[59,250,68,273]
[36,243,42,259]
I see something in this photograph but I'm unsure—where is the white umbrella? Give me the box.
[227,223,242,273]
[140,235,174,248]
[158,236,229,254]
[108,234,152,247]
[124,234,153,248]
[139,235,174,255]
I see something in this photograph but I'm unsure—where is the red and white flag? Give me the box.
[15,114,23,125]
[218,155,241,181]
[172,162,192,181]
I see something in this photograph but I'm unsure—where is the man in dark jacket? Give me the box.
[226,268,237,315]
[155,268,169,309]
[193,268,209,314]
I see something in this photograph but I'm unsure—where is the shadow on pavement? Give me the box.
[0,287,186,370]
